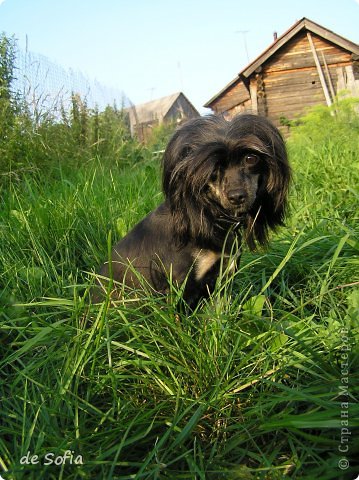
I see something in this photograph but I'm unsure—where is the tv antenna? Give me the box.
[148,87,156,100]
[235,30,250,63]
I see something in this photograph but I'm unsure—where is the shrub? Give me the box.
[0,34,144,184]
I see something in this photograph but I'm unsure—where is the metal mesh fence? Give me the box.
[13,46,132,117]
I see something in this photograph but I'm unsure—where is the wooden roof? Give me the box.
[128,92,196,124]
[204,17,359,108]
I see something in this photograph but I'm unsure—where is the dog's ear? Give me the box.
[245,123,291,250]
[161,122,194,244]
[162,117,222,245]
[162,115,225,198]
[164,159,214,246]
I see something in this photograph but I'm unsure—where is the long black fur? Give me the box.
[95,114,290,307]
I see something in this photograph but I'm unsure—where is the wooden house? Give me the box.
[204,18,359,132]
[127,92,199,143]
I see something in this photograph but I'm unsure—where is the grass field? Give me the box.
[0,101,359,479]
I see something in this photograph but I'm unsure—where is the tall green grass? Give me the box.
[0,99,358,479]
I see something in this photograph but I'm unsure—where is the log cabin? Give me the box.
[204,18,359,133]
[127,92,199,143]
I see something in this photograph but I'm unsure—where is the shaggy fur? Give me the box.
[95,114,290,307]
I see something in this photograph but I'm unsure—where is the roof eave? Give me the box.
[241,17,359,78]
[203,76,242,108]
[204,17,359,108]
[241,18,305,78]
[303,18,359,55]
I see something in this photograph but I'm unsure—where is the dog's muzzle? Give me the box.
[227,188,246,206]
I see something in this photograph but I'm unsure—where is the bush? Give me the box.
[146,120,177,151]
[287,97,359,230]
[288,96,359,149]
[0,34,145,184]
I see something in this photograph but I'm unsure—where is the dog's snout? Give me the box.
[227,189,245,205]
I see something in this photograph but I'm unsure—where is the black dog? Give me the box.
[96,114,290,306]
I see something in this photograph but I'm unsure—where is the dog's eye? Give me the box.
[244,153,260,166]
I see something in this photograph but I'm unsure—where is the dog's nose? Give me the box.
[228,190,245,205]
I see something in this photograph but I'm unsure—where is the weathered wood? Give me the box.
[267,94,325,111]
[205,18,358,125]
[241,18,359,78]
[264,33,352,73]
[321,52,336,101]
[129,92,199,143]
[211,81,250,112]
[266,89,324,102]
[307,32,332,106]
[264,68,335,86]
[265,81,321,94]
[249,78,258,114]
[337,65,359,96]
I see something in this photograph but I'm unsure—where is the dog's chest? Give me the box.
[193,249,222,280]
[193,247,240,282]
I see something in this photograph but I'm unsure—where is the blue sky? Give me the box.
[1,0,358,113]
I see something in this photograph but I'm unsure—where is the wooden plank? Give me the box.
[242,18,359,79]
[224,99,253,117]
[265,81,321,94]
[264,53,351,72]
[266,88,324,101]
[264,61,352,79]
[267,100,324,115]
[261,32,352,73]
[264,47,351,73]
[213,83,250,111]
[249,78,258,114]
[264,68,340,87]
[321,52,336,100]
[265,90,325,109]
[265,79,323,92]
[304,18,359,55]
[307,32,332,106]
[241,22,305,77]
[267,92,325,108]
[266,98,326,116]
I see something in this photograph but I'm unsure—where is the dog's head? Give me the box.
[162,114,290,250]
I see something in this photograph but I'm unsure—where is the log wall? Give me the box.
[210,80,250,114]
[210,30,356,131]
[262,31,352,126]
